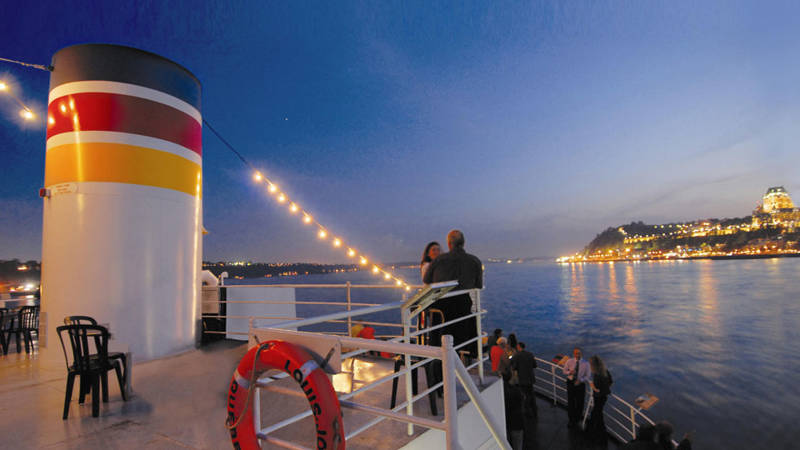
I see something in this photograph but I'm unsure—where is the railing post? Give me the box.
[402,307,414,435]
[442,335,460,450]
[630,405,637,440]
[551,366,557,405]
[346,281,352,336]
[474,289,484,384]
[452,352,511,450]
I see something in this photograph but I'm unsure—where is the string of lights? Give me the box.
[0,80,37,121]
[203,120,413,291]
[0,56,52,121]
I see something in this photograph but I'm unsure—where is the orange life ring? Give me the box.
[227,341,345,450]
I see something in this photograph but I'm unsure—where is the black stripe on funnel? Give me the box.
[50,44,201,111]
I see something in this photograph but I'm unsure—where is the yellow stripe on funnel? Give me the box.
[45,142,202,197]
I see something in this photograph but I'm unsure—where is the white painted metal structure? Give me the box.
[41,45,203,361]
[207,282,508,449]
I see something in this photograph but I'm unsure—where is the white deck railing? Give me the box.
[204,282,676,448]
[205,283,506,450]
[533,357,678,446]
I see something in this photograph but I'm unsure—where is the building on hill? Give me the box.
[759,186,795,213]
[752,186,800,230]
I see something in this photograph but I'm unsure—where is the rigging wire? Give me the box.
[0,56,53,72]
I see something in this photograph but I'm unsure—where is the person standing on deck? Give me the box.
[419,241,441,281]
[588,355,613,442]
[423,229,483,355]
[512,341,538,417]
[491,337,507,374]
[562,347,591,428]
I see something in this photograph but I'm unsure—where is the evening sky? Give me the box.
[1,1,799,262]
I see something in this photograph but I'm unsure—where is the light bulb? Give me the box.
[277,193,286,203]
[318,230,327,239]
[303,214,312,224]
[347,248,355,257]
[253,172,262,181]
[360,257,368,265]
[268,183,277,193]
[21,109,34,120]
[290,203,298,213]
[384,273,391,280]
[333,238,341,247]
[372,265,379,273]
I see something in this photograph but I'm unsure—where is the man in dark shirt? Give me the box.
[423,230,483,354]
[511,342,538,417]
[423,229,483,290]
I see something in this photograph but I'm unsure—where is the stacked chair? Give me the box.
[57,317,128,418]
[2,305,39,354]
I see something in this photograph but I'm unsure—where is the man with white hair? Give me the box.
[424,229,483,354]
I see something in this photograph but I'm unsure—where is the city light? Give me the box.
[558,187,800,264]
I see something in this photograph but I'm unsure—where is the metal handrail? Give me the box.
[202,283,418,339]
[532,356,678,445]
[242,286,507,450]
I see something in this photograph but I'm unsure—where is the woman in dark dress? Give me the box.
[588,355,613,442]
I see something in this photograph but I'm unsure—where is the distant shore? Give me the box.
[559,252,800,263]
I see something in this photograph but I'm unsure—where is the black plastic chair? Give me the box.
[63,316,128,405]
[57,324,127,419]
[0,308,11,354]
[5,305,39,354]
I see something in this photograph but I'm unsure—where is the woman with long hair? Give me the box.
[420,241,441,281]
[588,355,613,442]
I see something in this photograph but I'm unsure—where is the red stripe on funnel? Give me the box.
[47,92,202,156]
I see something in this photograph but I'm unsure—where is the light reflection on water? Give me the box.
[239,258,800,449]
[481,258,800,450]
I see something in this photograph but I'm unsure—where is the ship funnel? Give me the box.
[41,44,202,361]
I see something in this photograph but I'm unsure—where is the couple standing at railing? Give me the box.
[419,229,483,356]
[563,347,613,443]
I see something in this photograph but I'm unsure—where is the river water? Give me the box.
[235,258,800,449]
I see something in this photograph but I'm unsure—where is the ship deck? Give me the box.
[0,339,618,449]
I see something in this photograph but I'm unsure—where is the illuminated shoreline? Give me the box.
[557,250,800,264]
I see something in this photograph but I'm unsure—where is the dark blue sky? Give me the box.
[2,1,799,262]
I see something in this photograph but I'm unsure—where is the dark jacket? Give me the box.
[423,247,483,289]
[511,349,537,386]
[593,371,613,397]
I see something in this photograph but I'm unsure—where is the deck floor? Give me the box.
[0,339,618,449]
